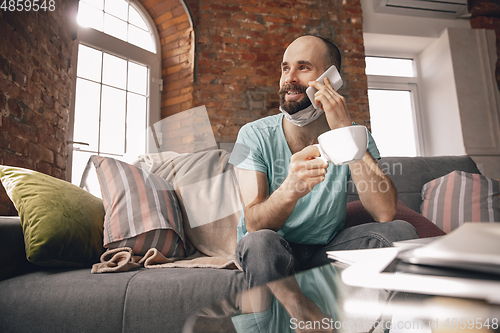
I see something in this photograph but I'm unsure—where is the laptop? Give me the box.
[331,223,500,304]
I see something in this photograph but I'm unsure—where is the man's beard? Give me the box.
[278,83,312,115]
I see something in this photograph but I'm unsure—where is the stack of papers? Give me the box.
[327,237,438,266]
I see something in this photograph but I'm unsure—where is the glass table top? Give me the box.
[183,263,500,333]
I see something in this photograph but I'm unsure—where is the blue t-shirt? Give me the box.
[229,114,380,245]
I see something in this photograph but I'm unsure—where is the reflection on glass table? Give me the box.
[183,262,500,333]
[232,264,339,333]
[184,264,392,333]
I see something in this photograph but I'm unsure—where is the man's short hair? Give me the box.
[309,35,342,71]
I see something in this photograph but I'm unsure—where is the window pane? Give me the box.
[129,5,148,30]
[126,92,147,157]
[77,2,104,31]
[128,24,155,53]
[81,0,103,10]
[77,0,157,53]
[104,0,128,21]
[128,62,148,95]
[100,85,126,155]
[102,53,127,89]
[77,45,102,82]
[74,78,101,152]
[365,57,414,77]
[103,13,127,42]
[368,89,417,157]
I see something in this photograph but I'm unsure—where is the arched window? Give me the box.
[68,0,161,185]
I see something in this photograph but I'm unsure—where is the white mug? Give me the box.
[314,125,368,165]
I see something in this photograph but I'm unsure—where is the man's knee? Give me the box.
[235,229,295,288]
[389,219,419,240]
[237,229,286,249]
[235,229,293,264]
[373,220,419,243]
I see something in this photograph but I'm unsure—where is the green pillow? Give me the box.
[0,165,105,267]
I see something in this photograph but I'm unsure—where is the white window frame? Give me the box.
[67,0,161,182]
[366,59,426,157]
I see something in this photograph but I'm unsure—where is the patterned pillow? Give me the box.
[91,156,186,257]
[421,170,500,233]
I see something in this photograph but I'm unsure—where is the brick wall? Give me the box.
[0,0,369,213]
[137,0,199,152]
[183,0,370,145]
[0,0,78,215]
[138,0,369,152]
[469,0,500,91]
[138,0,195,118]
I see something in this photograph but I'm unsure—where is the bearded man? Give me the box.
[229,35,418,289]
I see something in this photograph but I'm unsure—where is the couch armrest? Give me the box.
[0,216,32,280]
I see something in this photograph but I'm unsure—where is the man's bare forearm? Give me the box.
[349,152,397,222]
[245,183,299,232]
[238,146,328,233]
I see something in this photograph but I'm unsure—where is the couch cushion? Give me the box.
[0,216,33,280]
[345,200,446,238]
[0,268,142,332]
[92,156,187,257]
[0,165,105,267]
[122,268,244,332]
[421,170,500,233]
[0,267,244,333]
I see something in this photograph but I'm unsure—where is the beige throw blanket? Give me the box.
[92,149,243,273]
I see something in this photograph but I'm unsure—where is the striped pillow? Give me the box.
[91,156,186,257]
[421,170,500,233]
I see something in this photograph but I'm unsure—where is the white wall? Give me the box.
[417,29,466,156]
[361,0,470,38]
[362,0,469,157]
[448,29,500,154]
[361,0,500,178]
[447,28,500,178]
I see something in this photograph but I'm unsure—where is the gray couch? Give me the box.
[0,155,481,333]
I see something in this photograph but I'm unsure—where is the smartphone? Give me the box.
[306,65,343,109]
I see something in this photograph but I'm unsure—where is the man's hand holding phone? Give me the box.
[307,66,351,130]
[305,65,343,106]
